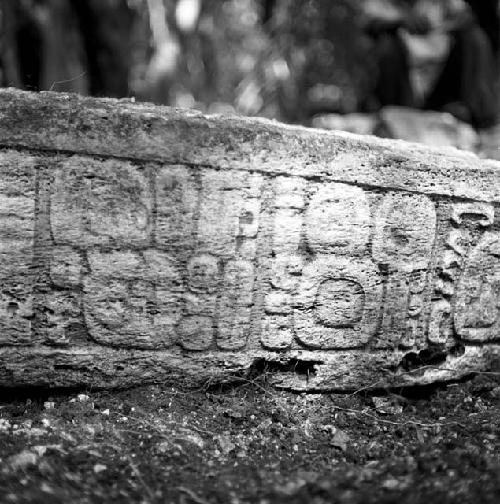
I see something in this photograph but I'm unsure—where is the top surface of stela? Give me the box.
[0,88,499,390]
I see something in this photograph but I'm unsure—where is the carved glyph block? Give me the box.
[455,232,500,342]
[51,159,152,248]
[305,183,370,255]
[83,250,183,349]
[372,193,436,271]
[294,257,382,348]
[0,89,499,390]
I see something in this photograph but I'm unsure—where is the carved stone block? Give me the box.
[0,89,499,390]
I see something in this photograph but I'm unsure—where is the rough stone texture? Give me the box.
[0,88,499,390]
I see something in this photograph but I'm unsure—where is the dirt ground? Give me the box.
[0,371,499,504]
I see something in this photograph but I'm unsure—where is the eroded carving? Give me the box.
[51,160,152,247]
[372,194,436,348]
[155,167,198,251]
[294,257,382,349]
[187,254,219,293]
[305,183,370,255]
[315,279,365,327]
[451,202,494,227]
[178,315,214,351]
[274,176,306,209]
[4,144,498,363]
[50,247,82,288]
[455,232,500,341]
[0,290,33,345]
[4,89,500,391]
[272,208,302,254]
[217,259,255,350]
[262,254,303,350]
[401,270,428,347]
[181,254,219,345]
[83,250,182,349]
[42,292,83,346]
[429,202,495,344]
[372,193,436,270]
[428,299,451,345]
[263,178,306,350]
[261,315,293,350]
[197,171,263,258]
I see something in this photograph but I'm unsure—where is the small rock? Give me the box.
[77,394,90,403]
[93,464,107,474]
[24,427,48,437]
[9,450,38,470]
[372,397,403,415]
[320,424,336,433]
[224,406,246,419]
[382,477,411,491]
[181,432,205,449]
[101,409,110,416]
[258,418,272,430]
[40,483,55,494]
[304,419,313,438]
[31,446,48,457]
[382,478,400,491]
[0,418,11,432]
[331,428,350,452]
[32,444,63,457]
[416,428,426,444]
[157,441,171,454]
[489,386,500,399]
[43,401,55,410]
[217,434,236,455]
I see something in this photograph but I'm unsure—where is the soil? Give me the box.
[0,371,499,504]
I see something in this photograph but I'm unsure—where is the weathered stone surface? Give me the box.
[0,88,499,390]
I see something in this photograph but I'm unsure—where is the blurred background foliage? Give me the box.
[0,0,374,124]
[2,0,500,158]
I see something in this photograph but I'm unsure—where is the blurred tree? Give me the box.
[0,0,375,123]
[0,0,132,96]
[72,0,134,97]
[1,0,41,89]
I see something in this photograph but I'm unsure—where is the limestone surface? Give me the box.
[0,88,499,390]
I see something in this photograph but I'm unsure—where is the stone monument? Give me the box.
[0,89,498,390]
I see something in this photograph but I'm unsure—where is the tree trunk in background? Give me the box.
[39,0,88,94]
[1,0,42,89]
[262,0,276,25]
[0,1,23,88]
[72,0,134,97]
[0,0,133,97]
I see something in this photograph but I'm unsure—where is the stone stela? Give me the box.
[0,89,499,390]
